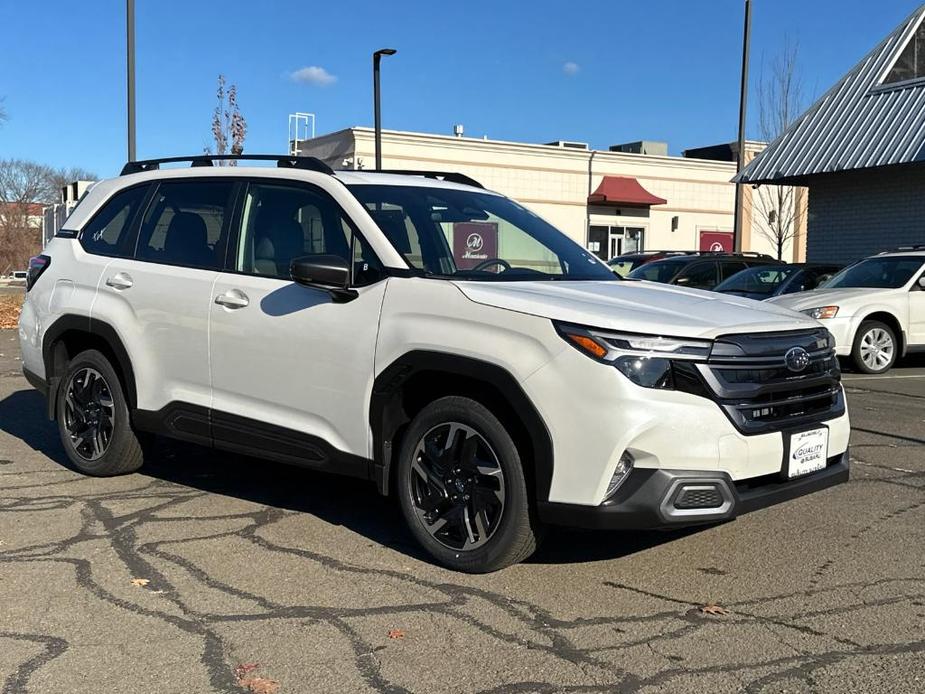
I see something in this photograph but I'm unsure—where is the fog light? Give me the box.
[605,452,634,499]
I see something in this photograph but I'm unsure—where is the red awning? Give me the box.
[588,176,667,206]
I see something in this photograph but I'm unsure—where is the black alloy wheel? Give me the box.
[410,422,506,550]
[56,349,145,476]
[63,367,115,460]
[396,396,542,573]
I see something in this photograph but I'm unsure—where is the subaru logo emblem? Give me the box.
[785,346,810,373]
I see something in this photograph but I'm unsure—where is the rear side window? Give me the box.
[676,261,717,289]
[719,261,747,281]
[79,185,149,257]
[135,180,236,270]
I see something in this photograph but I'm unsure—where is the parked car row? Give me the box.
[608,247,925,374]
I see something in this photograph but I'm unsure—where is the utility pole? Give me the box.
[126,0,136,162]
[733,0,752,252]
[373,48,397,170]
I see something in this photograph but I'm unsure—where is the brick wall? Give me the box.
[806,165,925,264]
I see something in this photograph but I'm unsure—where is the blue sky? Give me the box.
[0,0,921,177]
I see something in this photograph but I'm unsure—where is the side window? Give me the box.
[677,262,717,289]
[79,185,149,257]
[720,261,747,281]
[135,180,236,270]
[237,182,383,286]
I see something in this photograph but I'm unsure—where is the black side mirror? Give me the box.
[290,255,358,303]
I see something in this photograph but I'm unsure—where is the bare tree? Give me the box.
[0,97,7,127]
[0,159,50,273]
[0,159,97,273]
[206,75,247,165]
[47,166,98,195]
[754,40,807,260]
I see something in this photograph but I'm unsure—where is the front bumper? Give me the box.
[537,449,849,530]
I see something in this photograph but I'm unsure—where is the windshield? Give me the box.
[609,256,646,277]
[716,265,796,294]
[348,185,615,281]
[627,258,688,283]
[821,256,924,289]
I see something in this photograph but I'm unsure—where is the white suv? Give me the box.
[19,155,851,572]
[770,250,925,374]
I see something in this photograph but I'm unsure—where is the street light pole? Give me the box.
[126,0,136,162]
[373,48,397,170]
[733,0,752,252]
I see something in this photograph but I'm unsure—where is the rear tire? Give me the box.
[851,320,897,374]
[55,349,144,476]
[396,396,541,573]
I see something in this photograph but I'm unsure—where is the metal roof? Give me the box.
[735,5,925,184]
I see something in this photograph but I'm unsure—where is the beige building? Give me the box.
[298,127,806,263]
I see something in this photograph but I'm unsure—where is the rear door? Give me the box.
[675,260,718,290]
[93,178,238,428]
[719,260,748,284]
[208,179,387,465]
[76,184,151,318]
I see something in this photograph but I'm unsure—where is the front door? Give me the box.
[208,179,387,466]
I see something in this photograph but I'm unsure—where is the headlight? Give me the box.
[801,306,839,320]
[555,322,712,389]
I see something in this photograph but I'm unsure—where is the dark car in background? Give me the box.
[607,250,695,277]
[713,263,843,300]
[626,252,783,291]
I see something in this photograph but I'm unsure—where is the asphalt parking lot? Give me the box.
[0,328,922,694]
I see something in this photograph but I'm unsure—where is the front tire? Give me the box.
[396,396,541,573]
[56,349,144,476]
[851,320,897,374]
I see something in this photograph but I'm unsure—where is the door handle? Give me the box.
[214,289,249,309]
[105,272,133,290]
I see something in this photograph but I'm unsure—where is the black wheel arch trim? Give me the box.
[369,350,554,501]
[41,314,138,419]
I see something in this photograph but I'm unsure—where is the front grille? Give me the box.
[691,329,845,435]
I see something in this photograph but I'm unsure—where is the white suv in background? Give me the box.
[770,250,925,374]
[19,155,851,572]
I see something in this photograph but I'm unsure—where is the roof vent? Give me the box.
[545,140,589,150]
[609,140,668,156]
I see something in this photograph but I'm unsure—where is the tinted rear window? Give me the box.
[79,185,149,257]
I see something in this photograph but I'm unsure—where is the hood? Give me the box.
[768,287,891,311]
[453,280,818,339]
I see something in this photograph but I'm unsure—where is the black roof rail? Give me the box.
[880,245,925,253]
[120,154,334,176]
[364,169,484,189]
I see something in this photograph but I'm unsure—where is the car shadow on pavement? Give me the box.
[0,388,697,567]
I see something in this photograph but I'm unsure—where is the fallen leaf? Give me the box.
[239,676,279,694]
[700,603,728,616]
[129,578,150,587]
[387,628,405,640]
[234,663,260,679]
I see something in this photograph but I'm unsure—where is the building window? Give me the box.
[587,225,645,261]
[883,20,925,85]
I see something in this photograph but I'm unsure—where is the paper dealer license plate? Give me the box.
[786,427,829,479]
